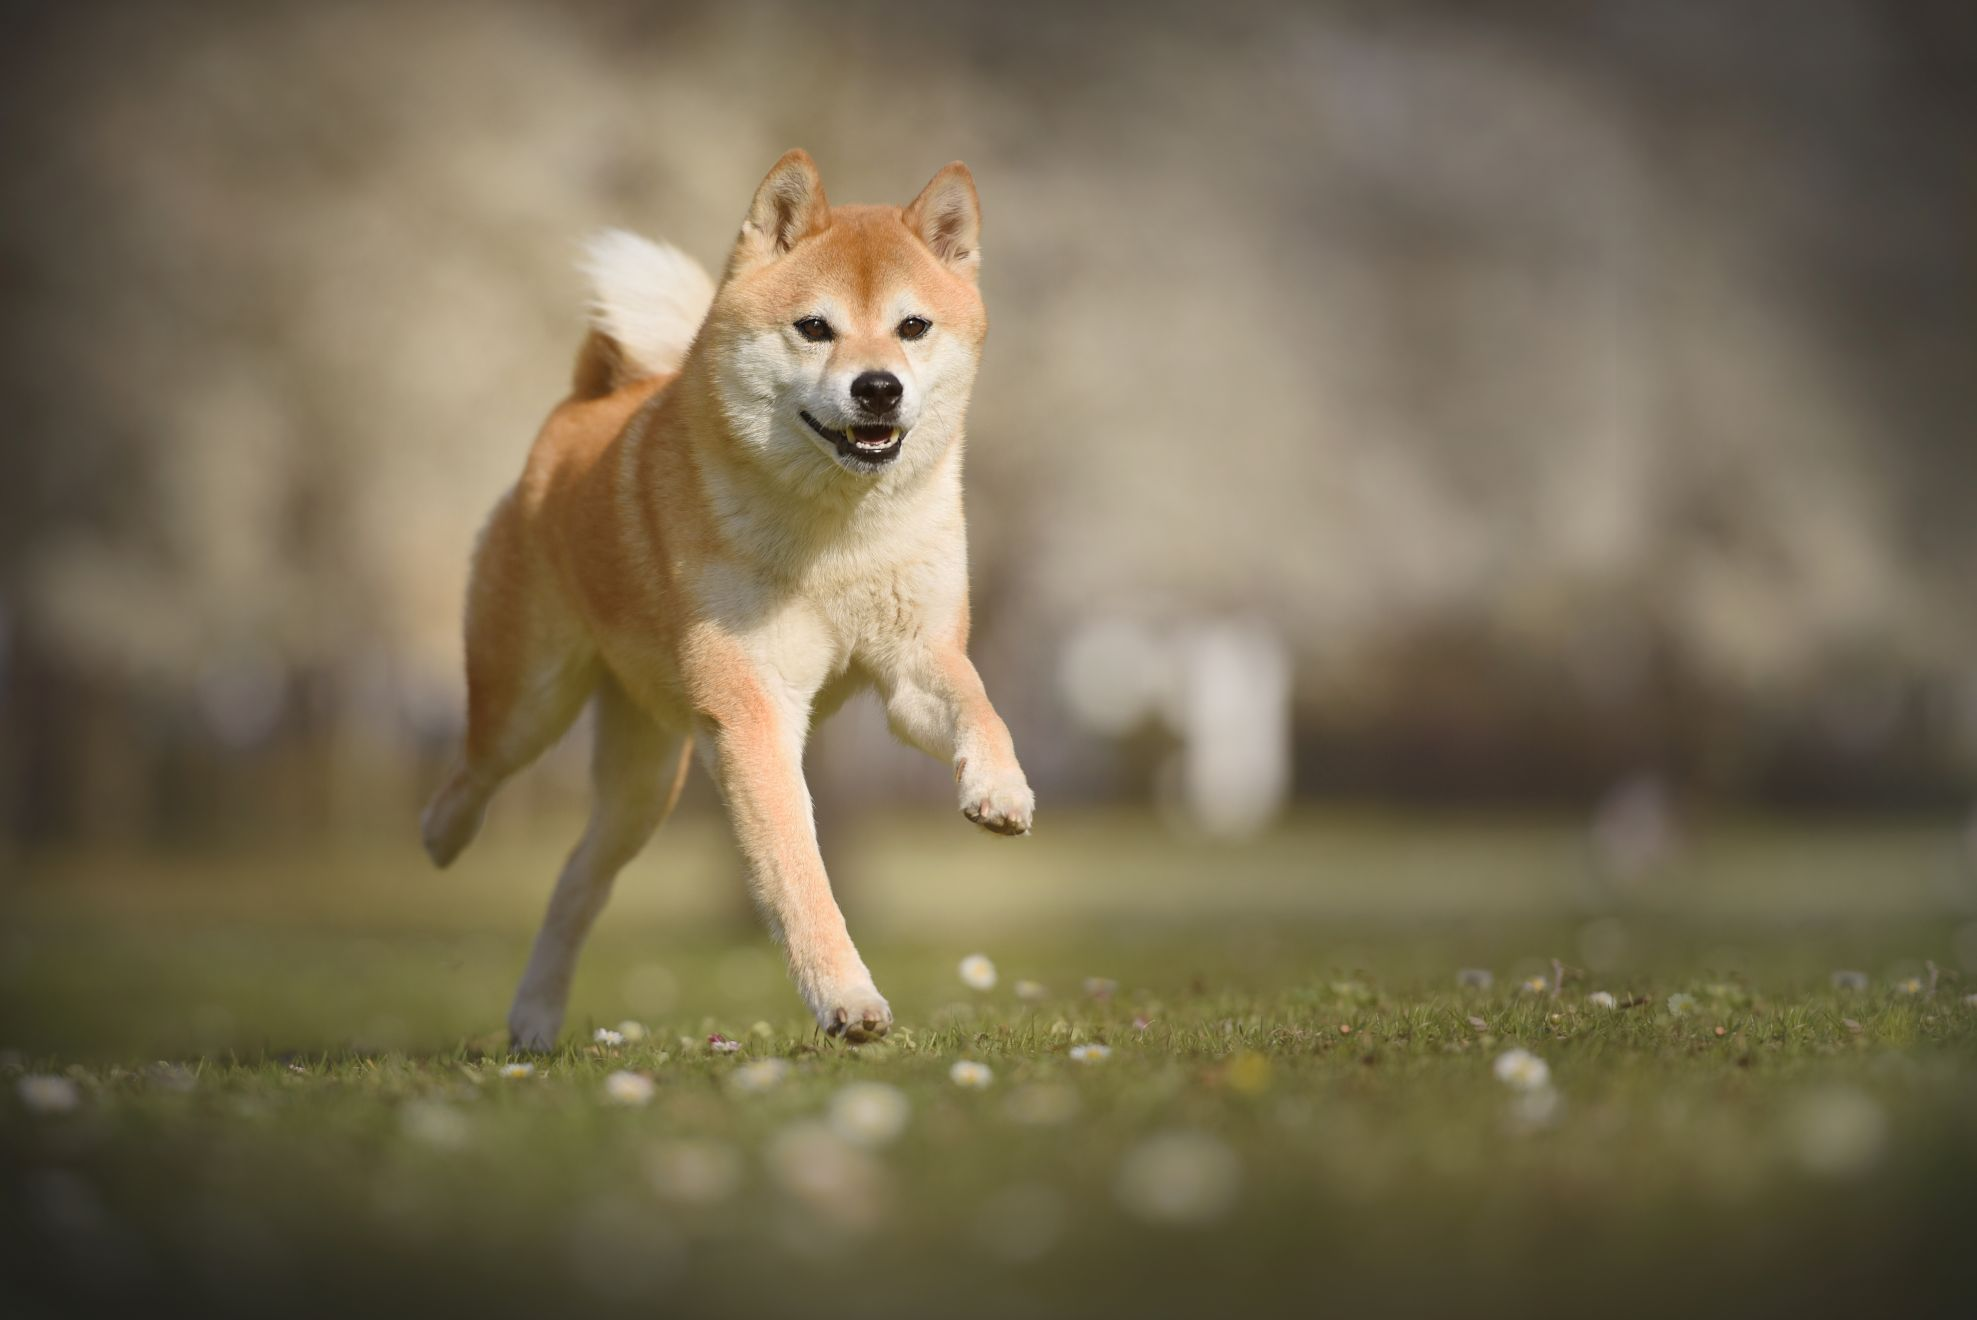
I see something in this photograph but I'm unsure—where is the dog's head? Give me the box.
[703,150,986,487]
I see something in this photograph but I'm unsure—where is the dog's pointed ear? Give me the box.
[904,162,981,281]
[727,149,831,278]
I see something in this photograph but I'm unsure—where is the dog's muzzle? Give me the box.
[801,411,904,468]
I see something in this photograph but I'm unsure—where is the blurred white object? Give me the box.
[1784,1087,1887,1178]
[1176,622,1293,838]
[1113,1130,1241,1226]
[1590,772,1679,885]
[1060,614,1291,838]
[1058,616,1171,736]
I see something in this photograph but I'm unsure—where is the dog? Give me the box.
[420,150,1033,1048]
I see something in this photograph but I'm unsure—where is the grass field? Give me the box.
[4,810,1976,1317]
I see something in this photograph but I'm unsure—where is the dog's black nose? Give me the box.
[849,371,903,416]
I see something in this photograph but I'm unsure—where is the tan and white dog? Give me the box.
[421,150,1033,1048]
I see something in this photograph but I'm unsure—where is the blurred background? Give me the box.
[1,0,1973,860]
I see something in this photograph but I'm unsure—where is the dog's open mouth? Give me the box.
[801,411,903,467]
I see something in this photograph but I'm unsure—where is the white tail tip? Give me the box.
[580,229,716,379]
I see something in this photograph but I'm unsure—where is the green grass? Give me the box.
[3,811,1976,1318]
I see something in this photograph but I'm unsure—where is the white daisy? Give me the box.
[1492,1048,1551,1092]
[1457,969,1494,989]
[726,1059,790,1095]
[497,1062,536,1079]
[707,1035,743,1054]
[1587,991,1617,1009]
[1894,977,1924,996]
[949,1060,993,1089]
[958,954,998,991]
[615,1021,648,1042]
[1068,1043,1112,1064]
[602,1071,656,1106]
[1666,992,1697,1016]
[1014,979,1048,1002]
[1084,977,1119,999]
[827,1082,911,1147]
[594,1028,625,1047]
[1522,975,1548,994]
[16,1075,80,1115]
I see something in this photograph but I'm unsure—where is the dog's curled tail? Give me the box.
[572,229,716,398]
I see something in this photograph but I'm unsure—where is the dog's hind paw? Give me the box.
[507,1001,563,1053]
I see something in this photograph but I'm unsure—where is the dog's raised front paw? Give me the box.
[957,758,1034,836]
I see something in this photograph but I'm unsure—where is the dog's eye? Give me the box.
[793,317,834,343]
[897,316,932,341]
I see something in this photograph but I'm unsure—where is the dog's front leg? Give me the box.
[879,644,1035,836]
[697,665,891,1041]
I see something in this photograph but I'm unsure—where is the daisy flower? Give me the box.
[1084,977,1118,1000]
[16,1075,80,1115]
[602,1071,656,1106]
[949,1060,993,1089]
[726,1059,790,1095]
[1894,977,1924,996]
[1457,969,1494,989]
[827,1082,911,1147]
[1492,1048,1551,1092]
[1587,991,1617,1009]
[615,1021,648,1042]
[593,1028,625,1047]
[1068,1043,1112,1064]
[497,1062,536,1079]
[958,954,998,991]
[1521,975,1548,994]
[707,1034,743,1055]
[1666,992,1697,1016]
[1014,979,1048,1002]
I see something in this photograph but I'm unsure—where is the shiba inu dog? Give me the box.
[420,151,1033,1048]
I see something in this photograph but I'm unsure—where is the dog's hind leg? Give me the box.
[422,496,597,867]
[507,675,690,1051]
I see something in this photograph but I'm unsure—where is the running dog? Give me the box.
[421,150,1033,1048]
